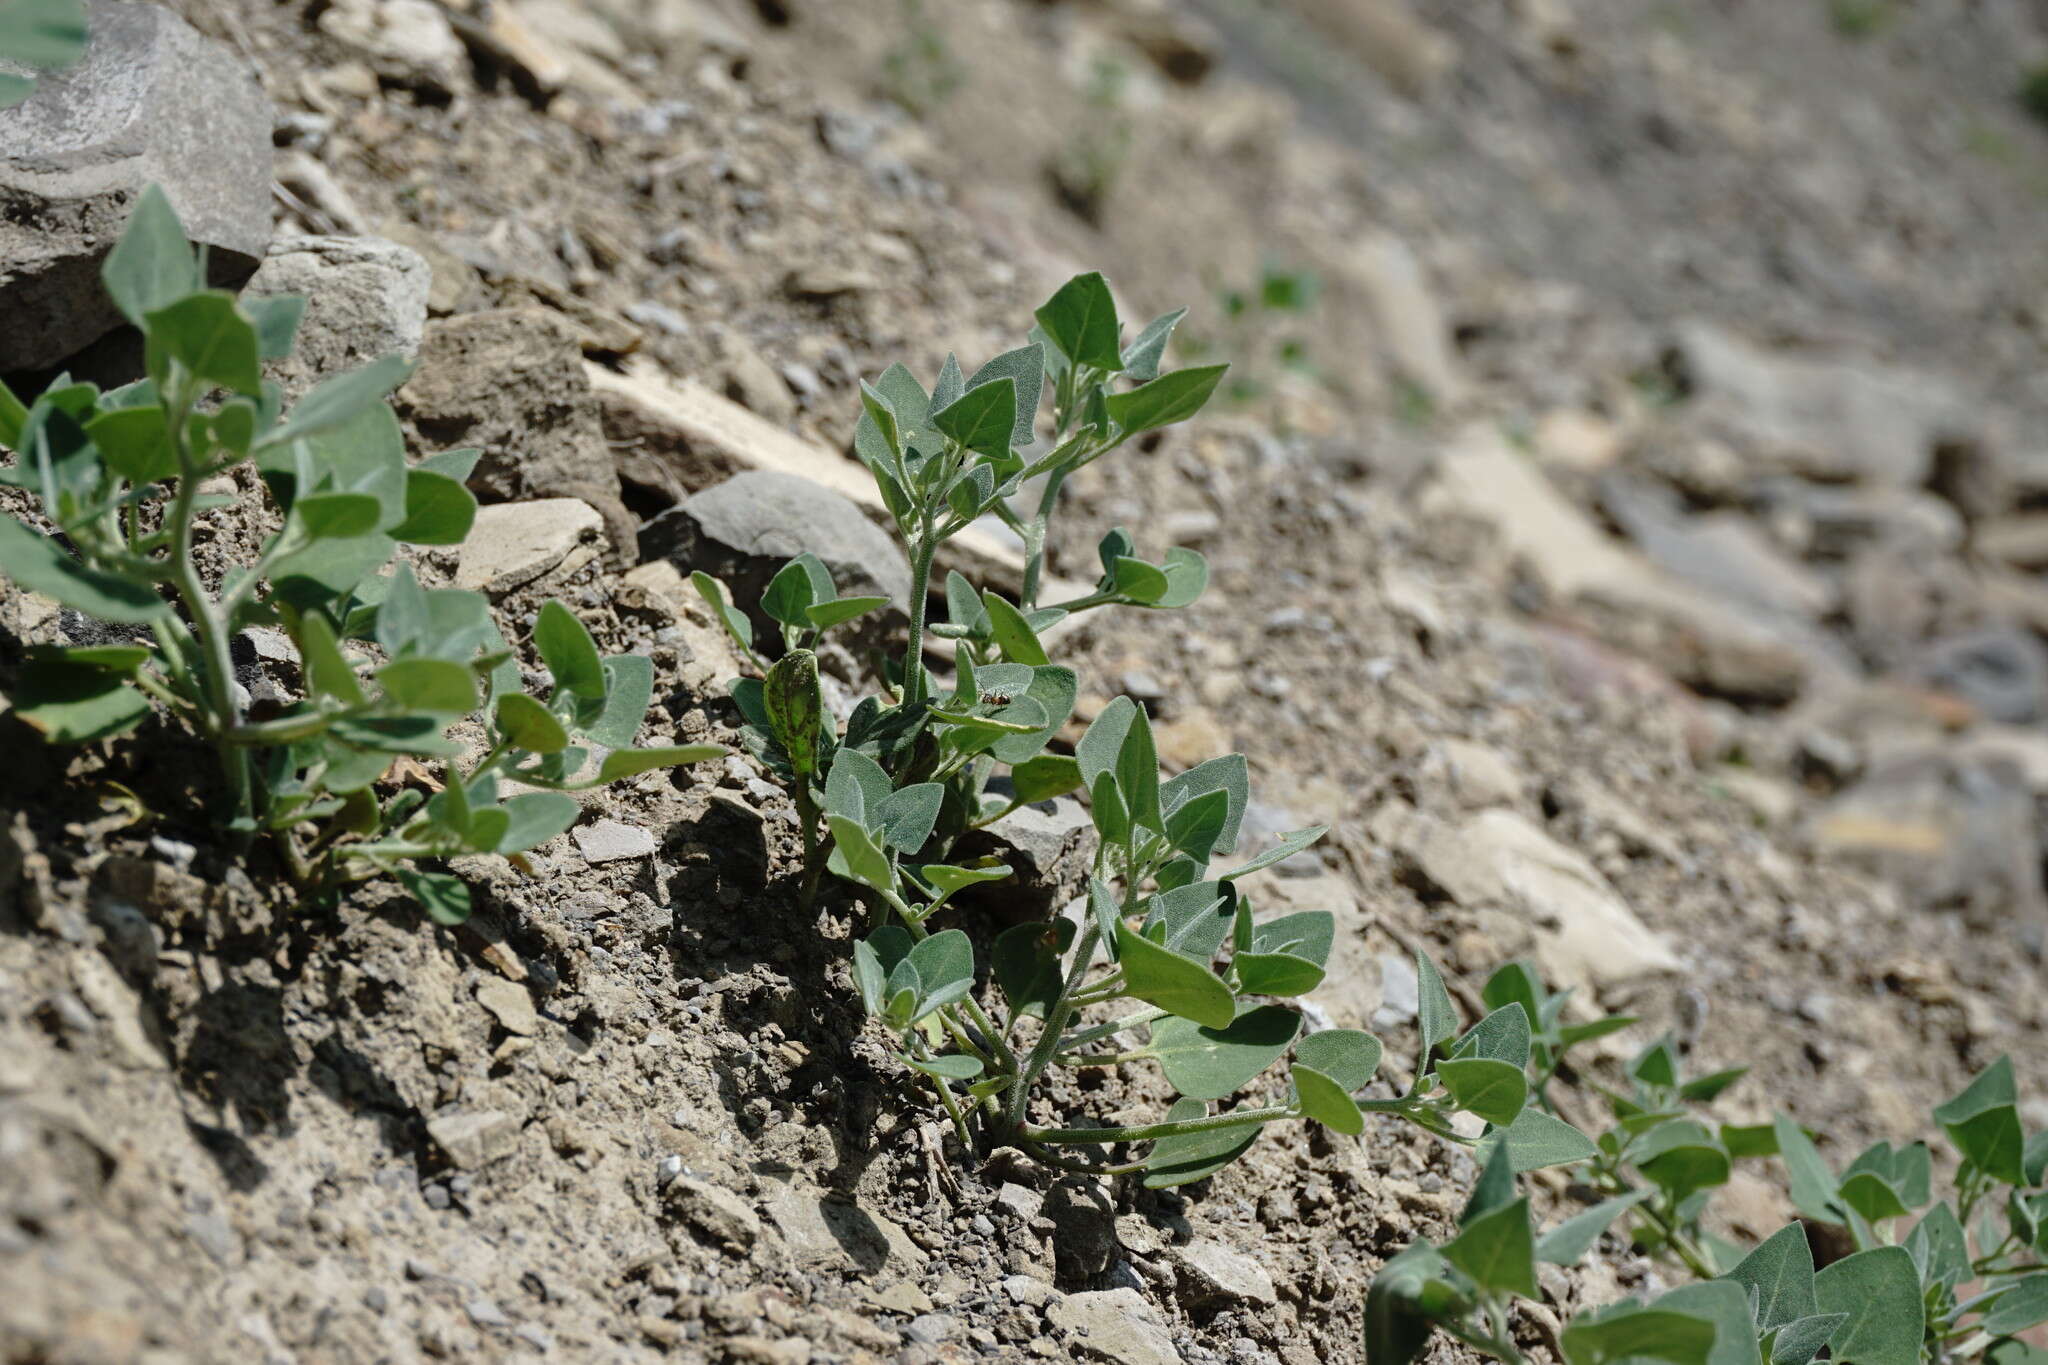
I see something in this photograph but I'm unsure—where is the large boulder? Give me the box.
[0,0,273,372]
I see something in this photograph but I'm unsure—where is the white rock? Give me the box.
[573,819,657,864]
[455,498,605,593]
[1407,808,1682,994]
[1046,1288,1182,1365]
[1172,1239,1276,1307]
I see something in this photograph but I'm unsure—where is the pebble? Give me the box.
[573,819,659,863]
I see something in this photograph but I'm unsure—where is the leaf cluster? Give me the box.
[0,188,723,921]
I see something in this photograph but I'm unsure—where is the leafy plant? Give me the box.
[879,0,962,117]
[0,187,723,922]
[1178,263,1322,410]
[694,274,1585,1177]
[1049,54,1135,226]
[1829,0,1894,40]
[1366,953,2048,1365]
[0,0,87,108]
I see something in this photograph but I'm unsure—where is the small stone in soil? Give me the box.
[573,819,658,863]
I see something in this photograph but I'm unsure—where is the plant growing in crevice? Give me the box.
[0,187,723,923]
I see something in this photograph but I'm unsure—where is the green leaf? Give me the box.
[1216,825,1326,880]
[1934,1056,2026,1186]
[1454,1004,1533,1068]
[1143,1098,1261,1189]
[1163,787,1232,865]
[6,659,151,743]
[101,186,198,327]
[377,658,478,713]
[1904,1201,1970,1288]
[1774,1114,1841,1223]
[1034,272,1123,372]
[1983,1274,2048,1334]
[395,866,471,926]
[143,292,262,395]
[1364,1243,1470,1365]
[596,744,724,782]
[691,571,754,651]
[1416,951,1459,1057]
[825,746,891,826]
[1834,1171,1910,1225]
[905,929,975,1016]
[1538,1190,1650,1265]
[992,919,1070,1020]
[496,792,578,853]
[1111,555,1171,604]
[979,589,1050,666]
[1436,1057,1527,1127]
[391,469,476,545]
[1444,1196,1538,1299]
[1482,1106,1600,1173]
[875,782,943,853]
[1679,1067,1749,1103]
[826,814,894,893]
[1247,909,1335,967]
[763,649,824,777]
[243,294,305,361]
[534,601,606,700]
[579,653,655,750]
[967,344,1045,447]
[1121,308,1187,383]
[296,615,365,706]
[932,377,1015,458]
[1634,1120,1732,1203]
[1160,754,1250,855]
[1292,1065,1363,1134]
[0,517,166,622]
[1155,546,1209,609]
[921,862,1012,895]
[763,553,831,628]
[1106,365,1229,438]
[1010,753,1084,804]
[496,692,569,753]
[991,663,1076,766]
[0,0,88,68]
[1769,1315,1849,1365]
[295,491,383,540]
[84,405,176,483]
[264,354,413,448]
[1725,1224,1818,1332]
[1294,1028,1381,1090]
[1115,919,1236,1029]
[1151,1005,1299,1100]
[330,713,459,756]
[907,1054,983,1081]
[1632,1038,1681,1089]
[806,595,888,631]
[1653,1282,1764,1365]
[1811,1247,1923,1365]
[1560,1305,1718,1365]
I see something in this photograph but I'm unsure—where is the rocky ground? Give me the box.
[4,0,2048,1362]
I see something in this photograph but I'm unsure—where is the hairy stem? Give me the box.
[1022,1103,1293,1147]
[903,535,937,704]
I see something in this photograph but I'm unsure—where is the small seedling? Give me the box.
[0,188,723,922]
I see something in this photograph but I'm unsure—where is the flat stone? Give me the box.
[1402,808,1682,995]
[952,797,1093,920]
[1171,1239,1275,1308]
[475,978,539,1036]
[1349,231,1461,403]
[316,0,466,92]
[455,498,605,593]
[0,0,273,371]
[427,1110,521,1169]
[573,819,657,863]
[1046,1288,1182,1365]
[1917,627,2048,724]
[761,1182,927,1274]
[241,235,430,400]
[663,1175,763,1251]
[1426,738,1527,809]
[1002,1274,1058,1308]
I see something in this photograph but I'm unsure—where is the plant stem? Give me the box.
[794,782,824,906]
[903,535,938,703]
[1022,1103,1293,1147]
[1007,920,1102,1125]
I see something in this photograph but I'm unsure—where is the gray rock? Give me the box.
[1002,1273,1058,1308]
[952,796,1093,921]
[427,1110,521,1170]
[0,0,273,371]
[399,309,624,517]
[1917,627,2048,725]
[1043,1179,1117,1284]
[663,1175,763,1251]
[475,978,539,1037]
[1373,952,1420,1031]
[1599,474,1835,622]
[1046,1288,1183,1365]
[1171,1240,1275,1308]
[240,235,430,400]
[1238,800,1323,877]
[640,469,913,615]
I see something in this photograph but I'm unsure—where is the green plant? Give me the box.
[2022,65,2048,127]
[0,0,87,108]
[1828,0,1893,40]
[693,274,1577,1177]
[1049,55,1135,225]
[879,0,962,117]
[1367,958,2048,1365]
[1180,263,1322,409]
[0,187,723,922]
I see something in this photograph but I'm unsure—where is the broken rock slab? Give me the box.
[1400,808,1683,996]
[455,497,606,593]
[1046,1288,1183,1365]
[0,0,273,372]
[240,236,430,400]
[400,310,624,516]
